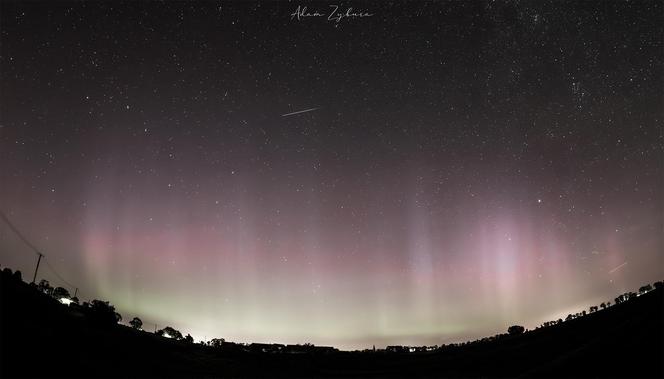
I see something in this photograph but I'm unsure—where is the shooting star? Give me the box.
[281,107,319,117]
[608,261,628,274]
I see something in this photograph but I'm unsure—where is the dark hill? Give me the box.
[1,268,662,378]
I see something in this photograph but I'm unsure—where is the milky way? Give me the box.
[0,2,662,350]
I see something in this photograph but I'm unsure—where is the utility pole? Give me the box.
[73,287,78,298]
[1,211,45,283]
[32,252,43,284]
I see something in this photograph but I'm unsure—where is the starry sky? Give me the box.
[0,1,662,350]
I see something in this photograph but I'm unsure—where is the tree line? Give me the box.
[1,264,662,354]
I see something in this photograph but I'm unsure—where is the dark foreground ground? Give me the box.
[1,271,662,378]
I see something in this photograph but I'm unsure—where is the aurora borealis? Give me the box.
[0,2,662,350]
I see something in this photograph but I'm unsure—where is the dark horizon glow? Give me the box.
[0,2,662,350]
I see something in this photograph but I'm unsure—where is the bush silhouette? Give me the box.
[129,317,143,330]
[210,338,225,347]
[157,326,183,340]
[639,284,652,294]
[52,287,70,300]
[82,300,122,325]
[508,325,525,335]
[38,279,53,294]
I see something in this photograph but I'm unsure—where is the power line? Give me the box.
[1,210,175,335]
[0,209,78,292]
[43,257,78,292]
[0,210,42,256]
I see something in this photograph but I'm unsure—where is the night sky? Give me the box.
[1,1,662,350]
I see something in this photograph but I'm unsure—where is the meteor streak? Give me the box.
[608,261,628,274]
[281,107,319,117]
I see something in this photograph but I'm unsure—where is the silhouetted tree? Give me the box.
[654,281,663,289]
[507,325,525,335]
[12,270,22,281]
[600,302,606,310]
[129,317,143,330]
[590,306,598,313]
[38,279,53,295]
[639,284,652,294]
[52,287,70,300]
[184,334,194,343]
[83,300,122,325]
[210,338,225,347]
[157,326,183,340]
